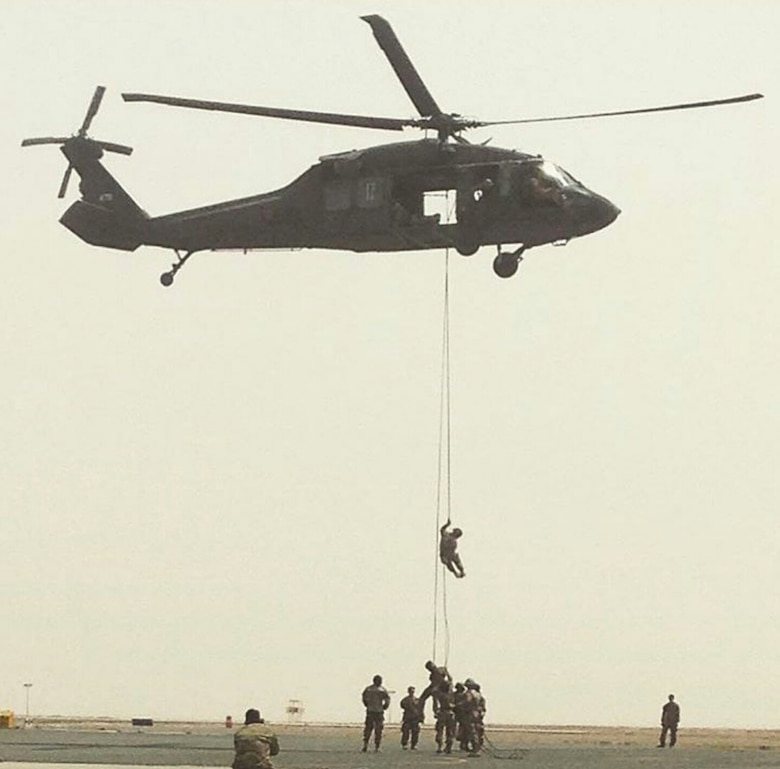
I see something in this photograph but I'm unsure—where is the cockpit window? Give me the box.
[536,161,578,187]
[508,159,581,207]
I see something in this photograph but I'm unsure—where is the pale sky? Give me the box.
[2,0,777,729]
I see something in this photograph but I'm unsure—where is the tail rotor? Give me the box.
[22,86,133,198]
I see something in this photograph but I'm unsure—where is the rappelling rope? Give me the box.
[432,246,453,666]
[481,732,528,761]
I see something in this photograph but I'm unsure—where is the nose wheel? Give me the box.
[492,246,526,278]
[160,249,194,286]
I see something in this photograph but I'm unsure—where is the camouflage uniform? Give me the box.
[433,684,457,754]
[362,678,391,751]
[453,683,470,750]
[400,689,423,750]
[232,722,279,769]
[420,661,452,708]
[465,679,486,751]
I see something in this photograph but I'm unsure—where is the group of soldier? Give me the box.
[361,660,486,755]
[230,689,682,769]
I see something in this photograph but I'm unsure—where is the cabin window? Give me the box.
[357,177,385,208]
[325,180,352,211]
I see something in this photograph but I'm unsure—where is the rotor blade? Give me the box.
[21,136,71,147]
[80,86,106,135]
[22,136,70,147]
[122,92,411,132]
[473,93,764,128]
[361,15,442,118]
[57,164,73,199]
[96,140,134,156]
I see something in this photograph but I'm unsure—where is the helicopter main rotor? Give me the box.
[121,15,762,143]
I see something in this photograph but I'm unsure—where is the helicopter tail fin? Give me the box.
[58,137,148,251]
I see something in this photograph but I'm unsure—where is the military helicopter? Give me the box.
[22,15,761,285]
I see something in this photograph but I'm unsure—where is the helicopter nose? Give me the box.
[566,190,620,235]
[597,195,621,227]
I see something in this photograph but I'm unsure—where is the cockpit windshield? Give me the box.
[508,159,580,207]
[536,160,579,188]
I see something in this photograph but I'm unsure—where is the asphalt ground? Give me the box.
[1,725,779,769]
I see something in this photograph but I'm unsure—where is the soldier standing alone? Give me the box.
[658,694,680,748]
[361,674,391,752]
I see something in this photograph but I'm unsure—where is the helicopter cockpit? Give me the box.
[511,159,581,206]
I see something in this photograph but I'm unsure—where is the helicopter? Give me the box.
[22,15,762,286]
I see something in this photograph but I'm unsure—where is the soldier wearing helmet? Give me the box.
[232,708,279,769]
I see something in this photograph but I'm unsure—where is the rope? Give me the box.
[432,247,452,666]
[481,732,528,761]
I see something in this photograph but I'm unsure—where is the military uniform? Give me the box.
[232,722,279,769]
[433,686,457,754]
[465,680,486,751]
[439,522,465,578]
[400,691,423,749]
[420,662,452,706]
[659,696,680,748]
[453,683,470,750]
[362,680,391,751]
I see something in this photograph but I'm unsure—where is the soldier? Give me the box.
[432,681,457,754]
[658,694,680,748]
[399,686,423,750]
[419,660,453,709]
[453,682,471,751]
[361,674,391,752]
[232,708,280,769]
[465,679,486,751]
[439,521,465,578]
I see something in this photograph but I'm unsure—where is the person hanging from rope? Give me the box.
[419,659,453,712]
[439,519,465,578]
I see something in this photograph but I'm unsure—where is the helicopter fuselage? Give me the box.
[61,137,619,260]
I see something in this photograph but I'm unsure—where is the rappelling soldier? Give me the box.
[419,659,453,709]
[439,520,465,578]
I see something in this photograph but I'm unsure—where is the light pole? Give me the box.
[23,683,32,727]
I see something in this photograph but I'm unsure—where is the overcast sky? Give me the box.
[2,0,777,729]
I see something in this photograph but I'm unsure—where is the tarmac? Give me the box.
[2,721,780,769]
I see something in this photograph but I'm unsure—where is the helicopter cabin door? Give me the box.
[322,173,389,245]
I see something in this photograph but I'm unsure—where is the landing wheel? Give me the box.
[160,249,194,287]
[493,252,520,279]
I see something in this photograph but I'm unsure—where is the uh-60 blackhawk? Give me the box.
[22,15,762,286]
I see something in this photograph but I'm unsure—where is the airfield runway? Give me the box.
[1,721,780,769]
